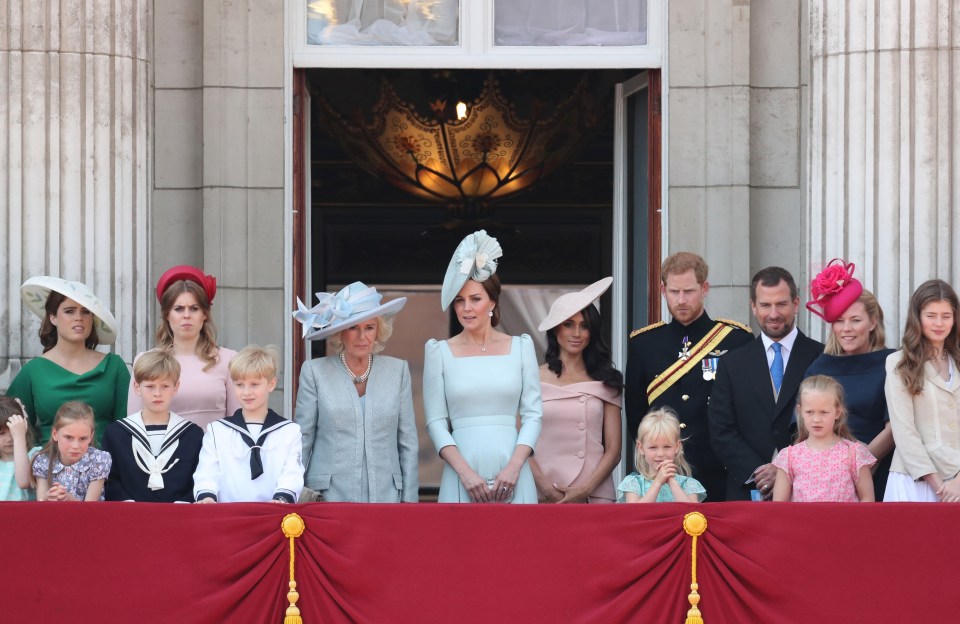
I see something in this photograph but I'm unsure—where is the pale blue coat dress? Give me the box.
[424,334,543,503]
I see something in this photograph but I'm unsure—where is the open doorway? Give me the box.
[292,68,659,496]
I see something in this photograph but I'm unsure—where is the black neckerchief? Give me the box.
[221,410,288,480]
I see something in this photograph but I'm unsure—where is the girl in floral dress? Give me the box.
[32,401,112,501]
[772,375,876,502]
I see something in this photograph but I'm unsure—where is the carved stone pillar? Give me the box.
[808,1,960,343]
[0,0,150,386]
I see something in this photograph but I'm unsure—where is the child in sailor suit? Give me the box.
[103,351,203,502]
[193,346,304,503]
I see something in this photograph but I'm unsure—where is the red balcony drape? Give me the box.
[3,501,952,623]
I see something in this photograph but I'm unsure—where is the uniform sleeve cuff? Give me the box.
[273,491,295,504]
[196,491,218,502]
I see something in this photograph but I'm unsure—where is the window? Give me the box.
[306,0,459,46]
[294,0,662,69]
[493,0,647,47]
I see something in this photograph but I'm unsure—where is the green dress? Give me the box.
[7,354,130,446]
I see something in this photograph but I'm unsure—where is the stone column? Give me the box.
[0,0,150,387]
[808,0,960,344]
[668,1,806,326]
[199,0,285,358]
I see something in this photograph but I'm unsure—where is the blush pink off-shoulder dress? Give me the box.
[534,381,620,503]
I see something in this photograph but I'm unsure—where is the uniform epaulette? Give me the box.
[717,318,752,334]
[630,321,665,338]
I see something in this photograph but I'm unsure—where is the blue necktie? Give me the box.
[771,342,784,394]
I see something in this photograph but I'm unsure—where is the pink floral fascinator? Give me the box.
[806,259,863,323]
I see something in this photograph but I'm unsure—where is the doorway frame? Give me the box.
[283,4,670,423]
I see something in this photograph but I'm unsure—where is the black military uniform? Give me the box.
[625,312,753,501]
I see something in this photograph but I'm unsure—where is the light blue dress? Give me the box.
[616,473,707,503]
[0,447,41,501]
[424,335,543,503]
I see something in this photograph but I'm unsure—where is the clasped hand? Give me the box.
[460,467,518,503]
[43,484,77,502]
[937,478,960,503]
[653,460,678,486]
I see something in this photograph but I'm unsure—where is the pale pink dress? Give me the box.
[534,381,620,503]
[773,438,876,502]
[127,347,240,431]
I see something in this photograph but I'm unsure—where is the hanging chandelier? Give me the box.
[316,72,601,226]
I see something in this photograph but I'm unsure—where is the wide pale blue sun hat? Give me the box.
[20,275,120,345]
[440,230,503,311]
[292,281,407,341]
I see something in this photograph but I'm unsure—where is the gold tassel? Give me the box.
[682,511,708,624]
[281,513,306,624]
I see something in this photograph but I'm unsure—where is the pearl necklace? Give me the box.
[340,353,373,385]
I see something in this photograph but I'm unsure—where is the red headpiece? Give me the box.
[155,265,217,303]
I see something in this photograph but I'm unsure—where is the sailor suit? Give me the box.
[102,412,204,503]
[193,410,304,503]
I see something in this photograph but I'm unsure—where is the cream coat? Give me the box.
[885,350,960,480]
[296,355,419,502]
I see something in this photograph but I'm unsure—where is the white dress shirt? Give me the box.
[761,325,799,373]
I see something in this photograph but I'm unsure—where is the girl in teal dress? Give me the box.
[0,397,41,501]
[424,230,542,504]
[618,408,706,503]
[7,277,128,446]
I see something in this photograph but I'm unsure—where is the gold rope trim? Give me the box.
[630,321,665,338]
[282,513,306,624]
[646,324,733,403]
[683,512,708,624]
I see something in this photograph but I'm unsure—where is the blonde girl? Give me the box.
[772,375,875,502]
[617,408,706,503]
[32,401,112,501]
[1,396,42,500]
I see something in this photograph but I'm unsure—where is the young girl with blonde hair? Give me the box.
[617,408,706,503]
[32,401,112,501]
[772,375,875,502]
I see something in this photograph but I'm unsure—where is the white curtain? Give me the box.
[307,0,459,46]
[494,0,647,46]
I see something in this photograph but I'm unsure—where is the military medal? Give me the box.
[702,357,718,381]
[678,336,692,361]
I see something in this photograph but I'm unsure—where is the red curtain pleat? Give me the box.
[2,501,953,623]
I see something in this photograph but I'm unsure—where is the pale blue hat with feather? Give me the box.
[440,230,503,311]
[292,282,406,341]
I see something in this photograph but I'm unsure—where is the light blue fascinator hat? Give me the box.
[292,282,407,341]
[440,230,503,311]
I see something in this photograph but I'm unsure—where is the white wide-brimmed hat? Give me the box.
[440,230,503,311]
[537,277,613,332]
[20,276,120,345]
[292,281,407,341]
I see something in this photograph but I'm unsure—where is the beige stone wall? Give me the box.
[0,0,151,388]
[667,0,807,329]
[152,0,287,401]
[808,0,960,346]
